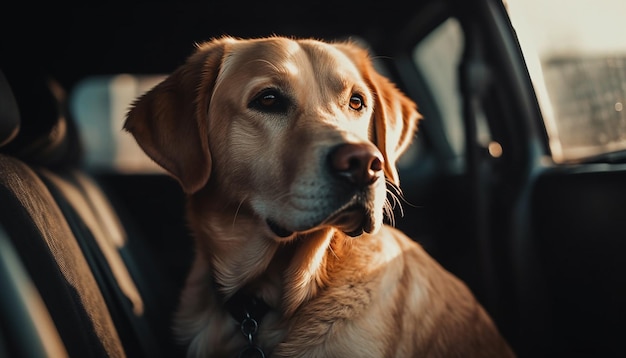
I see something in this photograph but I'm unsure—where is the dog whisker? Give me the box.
[383,196,396,227]
[385,178,422,210]
[385,179,405,201]
[385,179,404,219]
[232,197,247,230]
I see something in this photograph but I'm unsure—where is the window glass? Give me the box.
[70,74,166,172]
[412,18,466,162]
[505,0,626,162]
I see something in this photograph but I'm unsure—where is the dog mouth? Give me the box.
[324,203,372,237]
[266,219,295,238]
[265,202,373,239]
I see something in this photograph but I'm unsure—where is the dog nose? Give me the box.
[329,143,384,187]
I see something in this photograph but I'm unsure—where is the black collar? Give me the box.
[223,289,271,358]
[223,289,271,325]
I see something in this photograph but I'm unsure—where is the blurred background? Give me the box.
[506,0,626,162]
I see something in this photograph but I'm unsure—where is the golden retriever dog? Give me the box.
[124,36,515,357]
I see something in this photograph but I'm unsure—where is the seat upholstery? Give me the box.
[0,62,187,356]
[0,68,126,357]
[0,224,68,357]
[1,68,81,168]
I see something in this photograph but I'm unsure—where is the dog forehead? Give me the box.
[217,37,365,88]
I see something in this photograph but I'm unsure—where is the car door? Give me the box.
[504,1,626,357]
[386,0,626,357]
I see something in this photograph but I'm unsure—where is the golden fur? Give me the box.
[124,36,515,357]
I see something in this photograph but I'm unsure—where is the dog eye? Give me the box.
[349,94,364,111]
[249,90,289,113]
[259,93,278,107]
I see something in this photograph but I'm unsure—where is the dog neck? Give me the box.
[187,191,340,317]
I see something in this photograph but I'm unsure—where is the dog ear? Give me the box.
[338,42,421,185]
[368,67,421,185]
[123,38,228,194]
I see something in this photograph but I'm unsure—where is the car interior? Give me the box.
[1,1,625,357]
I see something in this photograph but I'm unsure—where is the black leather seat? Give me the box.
[0,66,185,356]
[0,72,69,355]
[0,224,69,357]
[0,68,126,357]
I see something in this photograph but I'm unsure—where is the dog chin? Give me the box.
[324,204,375,237]
[265,204,377,239]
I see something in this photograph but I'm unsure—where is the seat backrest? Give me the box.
[0,68,127,357]
[0,58,191,356]
[0,224,69,358]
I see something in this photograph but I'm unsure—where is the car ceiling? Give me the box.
[2,2,431,89]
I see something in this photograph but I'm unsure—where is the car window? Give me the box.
[70,74,166,172]
[412,17,468,169]
[412,17,492,173]
[505,0,626,163]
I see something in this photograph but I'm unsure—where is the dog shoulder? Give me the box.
[379,225,516,357]
[274,226,514,357]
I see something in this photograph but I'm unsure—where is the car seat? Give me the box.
[0,64,186,357]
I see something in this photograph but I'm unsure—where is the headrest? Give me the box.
[0,66,83,168]
[0,70,20,148]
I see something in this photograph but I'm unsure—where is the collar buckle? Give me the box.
[224,291,270,358]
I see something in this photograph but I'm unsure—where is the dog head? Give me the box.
[124,36,420,239]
